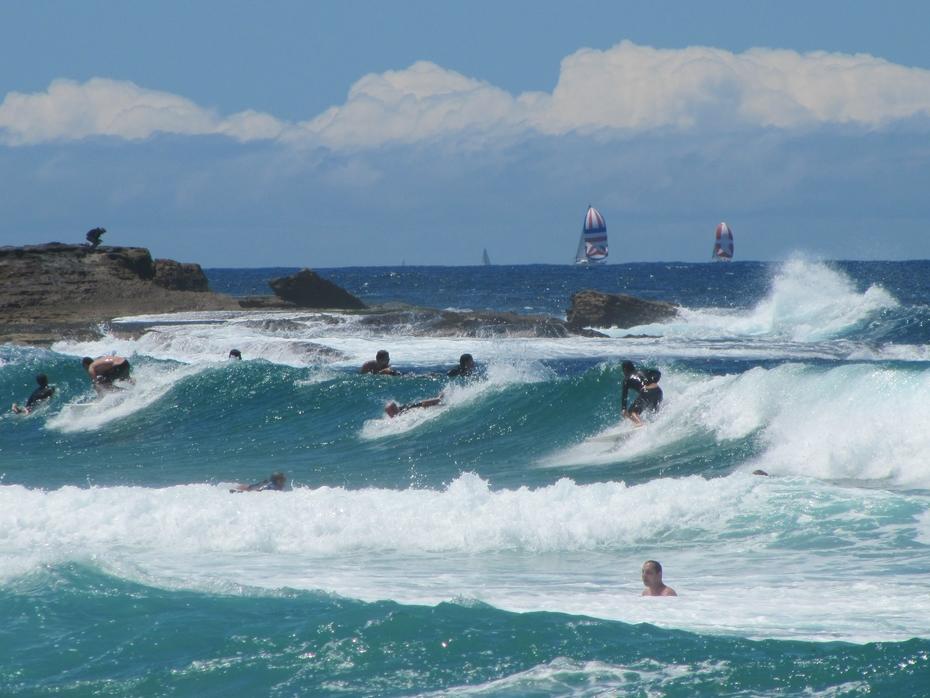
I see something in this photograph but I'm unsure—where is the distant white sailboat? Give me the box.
[482,248,491,266]
[711,222,734,261]
[574,206,608,265]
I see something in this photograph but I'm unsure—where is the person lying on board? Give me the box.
[385,396,443,418]
[11,373,55,414]
[230,471,288,493]
[641,560,677,596]
[360,349,402,376]
[620,360,662,427]
[82,355,134,394]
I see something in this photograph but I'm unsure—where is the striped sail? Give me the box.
[712,222,734,261]
[575,206,608,264]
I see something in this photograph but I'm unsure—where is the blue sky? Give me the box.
[2,1,930,266]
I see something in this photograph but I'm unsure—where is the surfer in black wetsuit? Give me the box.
[620,360,662,427]
[11,373,55,414]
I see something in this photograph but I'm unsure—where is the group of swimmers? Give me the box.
[359,350,480,417]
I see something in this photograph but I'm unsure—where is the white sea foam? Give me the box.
[1,472,928,642]
[601,259,897,342]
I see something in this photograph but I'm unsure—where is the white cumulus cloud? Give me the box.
[0,78,286,145]
[3,42,930,149]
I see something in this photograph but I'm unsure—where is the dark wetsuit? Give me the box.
[25,385,55,409]
[447,365,476,378]
[622,371,662,415]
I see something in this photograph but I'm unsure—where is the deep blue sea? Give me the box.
[2,260,930,696]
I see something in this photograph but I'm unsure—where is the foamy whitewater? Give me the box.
[2,260,929,695]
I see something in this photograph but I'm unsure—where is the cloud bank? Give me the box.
[4,42,930,148]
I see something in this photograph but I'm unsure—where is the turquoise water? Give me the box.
[2,260,930,695]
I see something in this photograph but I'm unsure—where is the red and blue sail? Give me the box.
[576,206,608,264]
[712,222,734,260]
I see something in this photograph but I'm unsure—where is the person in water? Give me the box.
[446,353,477,378]
[11,373,55,414]
[82,355,133,393]
[384,396,443,418]
[231,472,288,492]
[385,354,479,417]
[360,350,401,375]
[620,360,662,427]
[641,560,677,596]
[228,349,242,360]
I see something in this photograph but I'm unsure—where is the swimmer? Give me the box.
[231,472,288,492]
[446,353,477,378]
[641,560,677,596]
[385,396,443,418]
[360,350,401,376]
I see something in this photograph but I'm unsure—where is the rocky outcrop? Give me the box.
[566,289,679,330]
[269,268,366,309]
[0,243,240,344]
[356,306,604,338]
[153,259,210,291]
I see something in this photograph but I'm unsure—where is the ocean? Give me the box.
[2,259,929,696]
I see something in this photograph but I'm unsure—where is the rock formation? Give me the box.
[153,259,210,292]
[0,243,239,344]
[268,268,366,309]
[566,289,679,329]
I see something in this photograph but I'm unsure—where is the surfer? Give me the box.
[231,471,288,492]
[385,396,443,418]
[360,350,401,376]
[620,360,662,427]
[446,353,477,378]
[228,349,242,360]
[11,373,55,414]
[641,560,677,597]
[82,355,133,394]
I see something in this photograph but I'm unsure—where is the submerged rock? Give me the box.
[566,289,679,330]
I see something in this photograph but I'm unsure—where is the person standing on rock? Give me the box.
[82,355,133,394]
[85,227,106,248]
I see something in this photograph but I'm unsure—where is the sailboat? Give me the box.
[711,222,734,261]
[482,248,491,266]
[574,206,608,265]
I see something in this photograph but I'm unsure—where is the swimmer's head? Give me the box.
[460,353,474,368]
[376,350,390,366]
[642,560,663,585]
[228,349,242,360]
[621,360,635,376]
[82,357,93,369]
[270,472,287,488]
[36,373,49,387]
